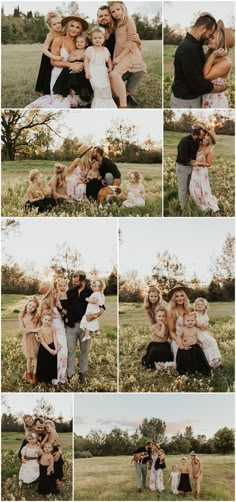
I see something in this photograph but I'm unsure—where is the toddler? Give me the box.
[19,432,42,487]
[169,464,179,494]
[80,279,105,341]
[176,312,210,375]
[194,297,222,367]
[122,171,145,208]
[25,169,56,213]
[38,442,59,495]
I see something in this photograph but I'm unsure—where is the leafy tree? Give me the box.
[119,271,143,302]
[211,234,235,283]
[50,242,82,281]
[105,267,118,295]
[213,427,235,454]
[33,398,55,420]
[151,251,185,293]
[139,418,166,443]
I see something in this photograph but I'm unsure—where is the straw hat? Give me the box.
[39,281,53,300]
[78,144,93,158]
[218,20,235,50]
[206,129,217,144]
[166,283,191,301]
[61,13,89,31]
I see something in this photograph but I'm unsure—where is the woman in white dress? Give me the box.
[167,284,192,363]
[27,14,88,109]
[189,130,219,213]
[19,433,42,487]
[149,443,160,491]
[65,144,93,201]
[202,21,235,109]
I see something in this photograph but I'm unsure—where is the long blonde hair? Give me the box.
[79,150,93,175]
[62,19,83,37]
[202,134,215,157]
[108,1,129,27]
[20,297,39,320]
[167,290,191,320]
[54,163,67,188]
[205,26,227,62]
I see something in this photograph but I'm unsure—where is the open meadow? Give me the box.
[164,44,235,108]
[1,294,117,392]
[74,454,235,501]
[1,161,162,217]
[2,40,162,108]
[164,132,235,217]
[1,432,72,501]
[119,302,235,392]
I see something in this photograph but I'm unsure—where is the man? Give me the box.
[176,123,206,210]
[132,442,152,493]
[92,146,121,186]
[66,270,105,384]
[190,451,203,498]
[171,13,227,108]
[18,417,46,459]
[97,5,145,107]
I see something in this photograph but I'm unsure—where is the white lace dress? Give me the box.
[195,312,222,368]
[202,77,228,108]
[66,164,87,201]
[52,306,68,384]
[149,454,158,491]
[19,445,40,483]
[85,46,117,108]
[189,150,219,212]
[122,183,145,207]
[80,292,105,332]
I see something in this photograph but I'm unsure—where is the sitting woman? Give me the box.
[142,306,173,369]
[25,169,56,213]
[167,284,193,363]
[66,144,93,201]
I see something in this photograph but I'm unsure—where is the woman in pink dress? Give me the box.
[189,130,219,213]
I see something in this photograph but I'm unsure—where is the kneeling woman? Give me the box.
[142,306,173,369]
[176,312,210,375]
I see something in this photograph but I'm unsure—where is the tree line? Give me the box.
[164,111,235,136]
[74,418,235,457]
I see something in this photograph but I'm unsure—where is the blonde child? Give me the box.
[52,34,93,106]
[18,297,40,384]
[36,313,60,383]
[41,420,60,448]
[41,420,64,490]
[25,169,56,213]
[177,457,192,494]
[122,171,145,208]
[80,279,105,341]
[55,277,69,325]
[194,297,222,367]
[86,160,102,181]
[35,12,63,95]
[38,442,59,495]
[108,1,146,107]
[47,164,73,202]
[23,415,35,435]
[142,306,173,368]
[169,464,179,494]
[176,312,210,375]
[84,27,117,108]
[154,449,166,493]
[19,432,42,488]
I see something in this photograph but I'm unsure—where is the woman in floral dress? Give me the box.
[149,443,160,491]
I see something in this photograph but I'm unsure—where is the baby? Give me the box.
[177,312,200,348]
[80,279,105,342]
[193,297,222,368]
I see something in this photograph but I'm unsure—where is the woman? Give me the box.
[27,14,88,109]
[39,281,68,384]
[144,285,167,326]
[149,443,160,491]
[65,144,93,201]
[189,129,219,212]
[167,284,192,363]
[202,20,235,108]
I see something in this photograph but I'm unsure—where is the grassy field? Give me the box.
[74,454,235,501]
[2,40,162,108]
[1,294,117,392]
[164,44,235,108]
[164,132,235,217]
[1,161,162,217]
[119,302,235,392]
[1,432,72,501]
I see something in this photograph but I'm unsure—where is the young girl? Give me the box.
[176,312,210,375]
[19,432,42,488]
[56,277,70,326]
[80,279,105,341]
[108,1,146,107]
[23,415,35,435]
[142,306,173,369]
[177,457,192,494]
[66,144,92,201]
[38,442,59,495]
[154,449,166,493]
[169,464,179,495]
[42,420,64,489]
[47,164,73,202]
[52,34,93,106]
[122,171,145,208]
[36,313,60,383]
[144,285,167,326]
[35,12,63,95]
[25,169,56,213]
[194,297,222,368]
[18,297,40,384]
[84,27,117,108]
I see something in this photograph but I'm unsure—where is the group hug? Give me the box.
[18,415,64,495]
[132,443,203,498]
[28,2,146,109]
[24,144,145,213]
[18,271,106,386]
[142,284,222,375]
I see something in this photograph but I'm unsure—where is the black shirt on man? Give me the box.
[104,32,115,60]
[176,135,200,166]
[99,157,121,180]
[66,286,105,328]
[172,33,214,99]
[133,446,152,464]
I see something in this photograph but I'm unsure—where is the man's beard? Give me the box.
[98,21,110,28]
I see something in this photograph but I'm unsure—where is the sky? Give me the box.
[164,1,234,29]
[119,218,235,282]
[2,393,73,420]
[2,1,162,19]
[74,393,235,437]
[47,110,163,149]
[2,218,118,277]
[169,109,234,124]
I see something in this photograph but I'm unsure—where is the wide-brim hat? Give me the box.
[61,13,89,32]
[167,283,191,301]
[39,281,53,300]
[206,128,217,144]
[218,19,235,50]
[78,144,93,158]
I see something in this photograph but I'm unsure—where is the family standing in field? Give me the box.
[142,284,222,375]
[170,13,235,109]
[27,2,147,109]
[132,442,203,498]
[18,271,106,386]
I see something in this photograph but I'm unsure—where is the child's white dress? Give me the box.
[122,182,145,208]
[195,312,222,367]
[85,46,117,108]
[170,471,179,494]
[19,445,40,483]
[80,292,105,332]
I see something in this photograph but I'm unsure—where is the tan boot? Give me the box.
[26,372,31,383]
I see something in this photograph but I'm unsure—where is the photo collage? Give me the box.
[1,0,235,501]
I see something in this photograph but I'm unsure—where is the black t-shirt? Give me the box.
[104,33,115,60]
[67,286,106,326]
[99,157,121,180]
[176,135,199,166]
[133,446,152,464]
